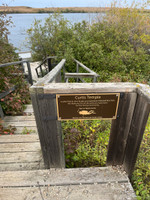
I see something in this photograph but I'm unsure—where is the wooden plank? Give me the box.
[0,142,41,152]
[107,93,137,165]
[65,73,96,78]
[30,90,65,168]
[0,161,44,171]
[0,86,15,99]
[123,95,150,177]
[3,121,37,127]
[0,151,42,164]
[0,183,136,200]
[4,115,35,121]
[0,167,128,187]
[0,134,39,143]
[136,83,150,103]
[8,127,38,134]
[44,82,137,94]
[0,60,29,68]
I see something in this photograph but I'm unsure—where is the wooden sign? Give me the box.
[56,93,120,120]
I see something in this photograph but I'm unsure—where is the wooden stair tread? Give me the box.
[0,134,43,171]
[0,167,136,200]
[4,115,35,121]
[0,134,39,143]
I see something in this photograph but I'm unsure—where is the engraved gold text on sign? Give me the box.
[56,93,120,120]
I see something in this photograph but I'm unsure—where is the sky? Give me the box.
[0,0,145,8]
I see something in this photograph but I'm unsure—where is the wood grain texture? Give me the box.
[65,73,96,78]
[0,183,136,200]
[30,88,65,168]
[3,121,36,127]
[123,95,150,177]
[0,142,41,152]
[107,93,137,165]
[136,83,150,103]
[0,151,42,164]
[0,161,44,171]
[44,82,137,94]
[4,115,35,121]
[0,134,39,143]
[0,167,128,187]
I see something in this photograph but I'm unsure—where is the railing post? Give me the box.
[48,58,52,72]
[76,63,79,82]
[93,75,97,83]
[107,92,137,166]
[0,104,4,119]
[39,65,44,77]
[123,95,150,177]
[26,61,33,85]
[30,87,65,168]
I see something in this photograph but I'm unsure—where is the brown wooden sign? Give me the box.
[56,93,120,120]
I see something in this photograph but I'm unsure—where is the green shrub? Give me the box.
[0,11,30,116]
[62,120,111,168]
[27,3,150,82]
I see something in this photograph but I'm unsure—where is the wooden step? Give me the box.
[4,116,35,122]
[0,134,43,171]
[0,134,39,143]
[3,121,37,127]
[2,113,37,134]
[0,167,136,200]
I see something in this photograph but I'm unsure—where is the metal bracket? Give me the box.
[38,94,56,100]
[42,116,57,121]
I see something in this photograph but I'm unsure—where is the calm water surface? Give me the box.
[7,13,103,52]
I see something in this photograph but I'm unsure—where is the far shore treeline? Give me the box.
[1,6,150,14]
[0,6,110,13]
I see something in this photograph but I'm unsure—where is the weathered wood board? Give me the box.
[0,135,39,143]
[0,183,136,200]
[0,167,136,200]
[0,134,43,171]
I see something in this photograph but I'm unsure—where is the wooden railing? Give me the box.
[35,56,57,78]
[0,60,33,118]
[73,59,99,83]
[30,60,150,177]
[0,60,33,85]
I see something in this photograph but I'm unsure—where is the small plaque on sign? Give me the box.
[56,93,120,120]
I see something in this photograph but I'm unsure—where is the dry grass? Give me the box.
[0,6,110,13]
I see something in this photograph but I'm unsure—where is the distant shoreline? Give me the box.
[0,6,110,13]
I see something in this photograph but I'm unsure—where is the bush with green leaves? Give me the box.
[27,2,150,82]
[62,120,111,168]
[0,10,30,116]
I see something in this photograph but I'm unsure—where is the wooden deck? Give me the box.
[0,105,136,199]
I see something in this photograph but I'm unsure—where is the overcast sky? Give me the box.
[0,0,147,8]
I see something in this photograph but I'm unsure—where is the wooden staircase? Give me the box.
[0,104,136,200]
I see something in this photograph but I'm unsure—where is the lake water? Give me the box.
[7,13,103,52]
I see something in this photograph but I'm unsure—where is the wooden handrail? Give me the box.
[74,59,99,77]
[33,59,66,86]
[35,56,57,78]
[0,60,29,68]
[0,60,33,85]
